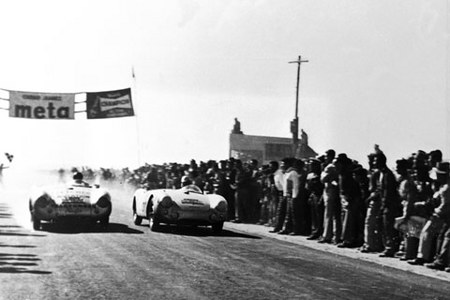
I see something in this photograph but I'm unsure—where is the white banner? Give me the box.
[9,91,75,119]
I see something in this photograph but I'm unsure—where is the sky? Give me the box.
[0,0,448,170]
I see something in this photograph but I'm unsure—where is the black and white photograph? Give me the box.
[0,1,450,299]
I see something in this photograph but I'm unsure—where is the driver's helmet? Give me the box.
[73,172,84,181]
[181,175,192,187]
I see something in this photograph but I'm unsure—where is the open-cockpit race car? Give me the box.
[132,184,228,234]
[29,174,112,230]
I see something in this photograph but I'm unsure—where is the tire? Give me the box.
[133,211,143,225]
[31,214,41,231]
[146,201,159,232]
[212,222,224,235]
[148,214,160,232]
[132,199,143,225]
[99,217,109,229]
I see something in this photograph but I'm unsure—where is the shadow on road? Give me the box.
[146,224,261,239]
[0,203,52,275]
[0,213,14,218]
[0,253,52,275]
[0,267,52,274]
[0,231,46,237]
[41,222,144,234]
[0,243,36,248]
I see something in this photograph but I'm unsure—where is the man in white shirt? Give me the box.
[269,159,288,233]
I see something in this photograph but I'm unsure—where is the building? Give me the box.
[229,119,317,164]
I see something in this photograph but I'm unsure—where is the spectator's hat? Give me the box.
[428,150,443,163]
[396,159,411,170]
[325,149,335,157]
[336,153,351,165]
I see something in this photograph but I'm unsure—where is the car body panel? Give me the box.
[30,183,112,222]
[133,185,227,227]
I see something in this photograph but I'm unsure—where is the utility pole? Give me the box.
[289,55,309,156]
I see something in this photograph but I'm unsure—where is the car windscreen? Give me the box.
[181,185,203,194]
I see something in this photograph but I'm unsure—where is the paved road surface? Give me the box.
[0,174,449,300]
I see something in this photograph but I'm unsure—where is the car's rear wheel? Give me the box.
[31,214,41,231]
[212,222,224,235]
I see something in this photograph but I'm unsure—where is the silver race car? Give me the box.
[29,173,112,230]
[132,184,228,234]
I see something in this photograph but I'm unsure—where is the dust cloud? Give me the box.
[0,167,137,230]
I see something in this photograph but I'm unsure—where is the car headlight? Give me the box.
[35,196,51,208]
[96,196,110,208]
[159,196,173,208]
[215,201,228,212]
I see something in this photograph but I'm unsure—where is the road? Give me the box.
[0,173,450,300]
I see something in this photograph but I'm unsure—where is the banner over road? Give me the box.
[86,88,134,119]
[9,91,75,119]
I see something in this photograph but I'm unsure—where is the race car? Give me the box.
[29,174,112,230]
[132,184,228,234]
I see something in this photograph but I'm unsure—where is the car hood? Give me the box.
[166,190,211,211]
[33,184,108,205]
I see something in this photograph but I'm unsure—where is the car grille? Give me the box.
[60,203,92,208]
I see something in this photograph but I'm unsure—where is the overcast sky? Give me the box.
[0,0,448,169]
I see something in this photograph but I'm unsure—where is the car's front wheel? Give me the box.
[212,222,224,235]
[31,214,41,231]
[148,215,160,232]
[133,212,143,226]
[132,200,143,225]
[99,217,109,229]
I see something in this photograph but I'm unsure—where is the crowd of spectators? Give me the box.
[72,144,450,273]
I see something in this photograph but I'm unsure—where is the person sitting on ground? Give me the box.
[408,162,450,266]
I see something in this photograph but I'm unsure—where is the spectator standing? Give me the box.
[257,165,271,225]
[306,158,324,240]
[267,161,282,227]
[318,149,342,244]
[215,160,234,220]
[375,152,402,257]
[360,152,384,253]
[336,154,360,248]
[233,160,252,223]
[352,165,369,247]
[269,158,289,233]
[248,159,262,223]
[279,158,300,235]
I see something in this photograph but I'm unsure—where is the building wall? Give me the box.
[230,133,314,164]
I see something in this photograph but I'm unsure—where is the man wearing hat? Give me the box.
[361,152,400,255]
[409,162,450,266]
[318,149,342,244]
[306,158,324,240]
[335,153,360,248]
